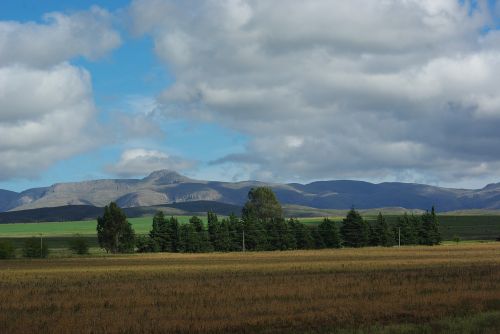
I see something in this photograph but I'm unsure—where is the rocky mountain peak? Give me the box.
[143,170,191,184]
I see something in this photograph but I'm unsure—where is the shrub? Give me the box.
[22,238,49,258]
[0,240,15,259]
[68,235,90,255]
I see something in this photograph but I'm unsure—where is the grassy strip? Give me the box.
[334,311,500,334]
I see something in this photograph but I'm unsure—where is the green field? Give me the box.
[0,214,499,242]
[0,216,202,237]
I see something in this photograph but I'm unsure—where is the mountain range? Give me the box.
[2,170,500,213]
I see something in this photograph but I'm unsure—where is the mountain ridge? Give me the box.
[1,170,500,212]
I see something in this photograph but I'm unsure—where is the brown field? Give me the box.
[0,244,499,333]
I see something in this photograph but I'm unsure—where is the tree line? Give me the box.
[96,187,441,254]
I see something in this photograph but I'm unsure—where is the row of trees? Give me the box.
[342,208,440,247]
[96,187,441,254]
[135,212,342,253]
[135,208,439,253]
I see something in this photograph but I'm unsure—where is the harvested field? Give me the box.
[0,243,499,333]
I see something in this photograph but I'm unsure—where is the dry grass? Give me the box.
[0,243,499,333]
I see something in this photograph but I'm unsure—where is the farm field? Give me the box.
[1,215,500,240]
[0,243,499,333]
[0,216,201,237]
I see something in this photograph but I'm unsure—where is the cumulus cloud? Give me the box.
[0,64,99,179]
[130,0,500,186]
[106,148,196,177]
[0,6,120,68]
[0,7,120,180]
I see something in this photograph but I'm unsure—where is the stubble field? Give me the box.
[0,243,499,333]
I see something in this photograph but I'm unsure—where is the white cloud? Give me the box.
[0,7,120,180]
[106,148,196,177]
[0,6,120,68]
[130,0,500,186]
[0,64,99,179]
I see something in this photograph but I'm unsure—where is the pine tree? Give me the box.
[420,207,440,245]
[178,223,197,252]
[368,221,379,246]
[164,217,180,252]
[408,214,420,245]
[228,213,243,251]
[340,208,369,248]
[289,218,314,249]
[207,211,220,248]
[374,212,393,247]
[216,218,233,251]
[149,211,167,251]
[311,226,326,249]
[242,216,267,251]
[189,216,212,252]
[266,217,295,250]
[319,218,342,248]
[430,206,441,245]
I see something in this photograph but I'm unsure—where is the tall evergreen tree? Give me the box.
[228,213,243,251]
[215,218,233,251]
[373,212,393,247]
[266,217,295,250]
[149,211,167,251]
[420,207,441,245]
[310,226,326,249]
[289,218,314,249]
[319,218,342,248]
[408,214,421,245]
[164,217,180,252]
[430,206,441,245]
[393,213,418,246]
[368,222,379,246]
[188,216,212,252]
[420,211,433,245]
[207,211,220,247]
[178,223,198,253]
[97,202,135,253]
[340,208,369,248]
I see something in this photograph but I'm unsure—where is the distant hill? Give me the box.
[0,189,19,211]
[2,169,500,213]
[0,201,242,223]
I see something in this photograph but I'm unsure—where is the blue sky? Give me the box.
[1,0,500,191]
[0,0,248,191]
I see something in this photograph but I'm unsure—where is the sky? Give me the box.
[1,0,500,192]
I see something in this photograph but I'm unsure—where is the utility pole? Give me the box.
[242,230,246,252]
[398,227,401,248]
